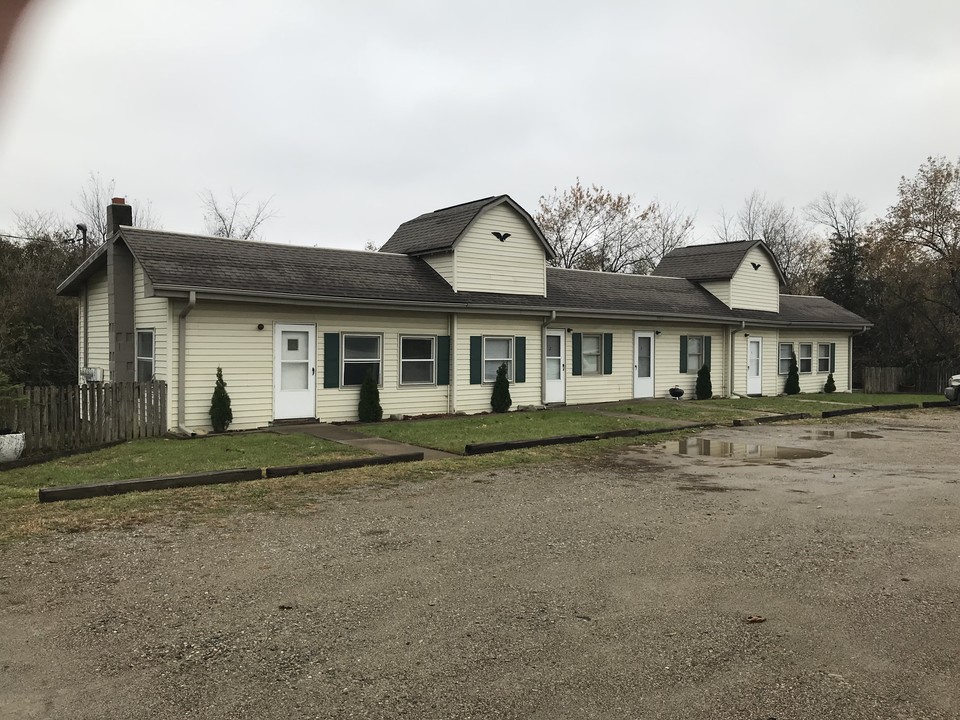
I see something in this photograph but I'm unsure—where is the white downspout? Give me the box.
[448,312,457,414]
[541,310,556,405]
[729,321,746,398]
[177,291,197,434]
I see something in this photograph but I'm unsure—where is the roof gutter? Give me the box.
[177,291,197,434]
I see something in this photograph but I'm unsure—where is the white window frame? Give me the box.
[778,342,793,375]
[135,328,155,381]
[581,333,602,375]
[483,336,514,383]
[342,333,382,387]
[818,343,831,373]
[399,335,436,386]
[687,335,704,373]
[798,343,813,374]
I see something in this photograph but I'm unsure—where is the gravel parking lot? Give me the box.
[2,411,959,719]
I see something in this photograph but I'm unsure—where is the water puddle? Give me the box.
[665,438,830,461]
[799,430,882,440]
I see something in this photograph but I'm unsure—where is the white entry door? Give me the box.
[747,337,762,395]
[544,331,565,403]
[633,331,654,398]
[274,324,316,420]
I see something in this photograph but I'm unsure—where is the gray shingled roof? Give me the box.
[653,239,786,285]
[57,227,869,327]
[116,228,460,303]
[379,195,555,259]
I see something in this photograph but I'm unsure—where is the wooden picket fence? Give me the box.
[0,381,167,455]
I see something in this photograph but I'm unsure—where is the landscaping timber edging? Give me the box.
[820,406,878,418]
[922,400,955,408]
[37,452,424,503]
[734,412,811,426]
[463,425,704,456]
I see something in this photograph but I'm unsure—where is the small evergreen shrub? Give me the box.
[824,372,836,393]
[784,353,801,395]
[695,364,713,400]
[209,366,233,432]
[358,369,383,422]
[491,363,512,413]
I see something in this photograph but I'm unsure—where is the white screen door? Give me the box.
[747,337,762,395]
[633,331,654,398]
[544,331,565,403]
[274,324,316,419]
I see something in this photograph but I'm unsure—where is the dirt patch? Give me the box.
[1,410,959,719]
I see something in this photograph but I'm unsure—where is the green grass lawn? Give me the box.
[1,432,362,493]
[605,399,767,424]
[357,410,668,453]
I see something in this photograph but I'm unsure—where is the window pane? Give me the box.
[401,360,433,384]
[582,335,600,354]
[546,335,560,356]
[485,338,511,359]
[136,359,153,381]
[344,336,380,359]
[282,331,308,361]
[800,344,812,359]
[137,331,153,358]
[401,337,433,360]
[281,361,308,390]
[818,344,831,372]
[779,343,792,359]
[344,361,379,386]
[546,357,561,380]
[637,356,651,378]
[583,355,598,374]
[688,336,702,354]
[484,360,511,383]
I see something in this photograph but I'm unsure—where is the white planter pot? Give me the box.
[0,432,25,462]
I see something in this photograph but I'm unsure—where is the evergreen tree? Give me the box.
[209,366,233,432]
[490,363,512,413]
[824,372,836,393]
[695,364,712,400]
[784,353,801,395]
[358,369,383,422]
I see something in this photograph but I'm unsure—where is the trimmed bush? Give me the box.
[824,372,836,393]
[358,369,383,422]
[209,366,233,432]
[784,353,801,395]
[695,364,713,400]
[491,362,512,413]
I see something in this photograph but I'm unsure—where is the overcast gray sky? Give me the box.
[1,0,959,249]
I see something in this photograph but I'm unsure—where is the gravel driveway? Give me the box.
[2,411,959,719]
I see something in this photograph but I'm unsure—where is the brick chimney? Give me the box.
[106,197,135,381]
[106,196,133,238]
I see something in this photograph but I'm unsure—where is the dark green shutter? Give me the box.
[437,335,450,386]
[830,343,836,373]
[571,333,582,376]
[703,336,711,369]
[323,333,340,388]
[603,333,613,375]
[515,336,526,383]
[679,335,688,373]
[469,336,482,385]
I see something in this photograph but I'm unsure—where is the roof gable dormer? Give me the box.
[653,240,785,312]
[381,195,554,296]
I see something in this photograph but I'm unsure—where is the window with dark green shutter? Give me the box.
[515,336,526,383]
[602,333,613,374]
[323,333,340,388]
[571,333,582,376]
[437,335,450,386]
[469,336,482,385]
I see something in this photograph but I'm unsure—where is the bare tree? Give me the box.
[363,240,381,252]
[201,189,275,240]
[72,171,159,245]
[716,191,823,293]
[805,192,865,240]
[536,180,690,274]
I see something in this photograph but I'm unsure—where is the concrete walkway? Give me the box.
[270,423,456,461]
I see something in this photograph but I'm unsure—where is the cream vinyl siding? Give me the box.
[730,329,779,396]
[423,252,455,288]
[456,315,542,413]
[82,268,110,382]
[778,331,851,393]
[133,263,168,383]
[730,247,780,312]
[560,322,727,404]
[699,280,731,307]
[173,303,451,430]
[454,204,546,296]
